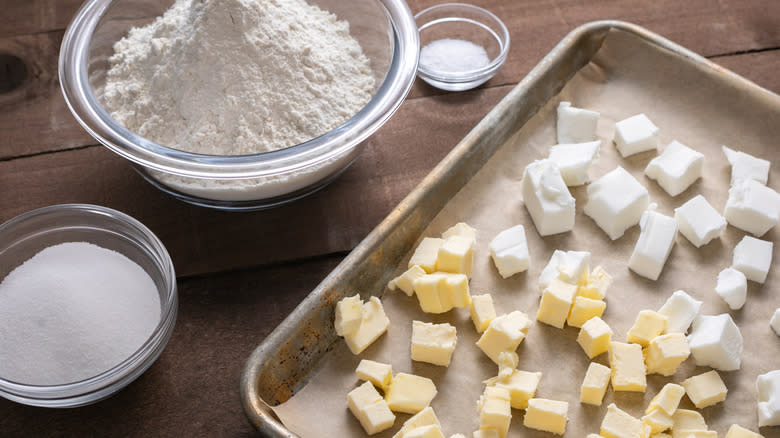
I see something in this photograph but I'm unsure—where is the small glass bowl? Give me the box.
[415,3,509,91]
[0,204,177,407]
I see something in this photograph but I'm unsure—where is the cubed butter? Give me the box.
[724,424,764,438]
[657,290,702,333]
[413,272,471,314]
[392,406,440,438]
[732,235,773,284]
[600,403,645,438]
[577,316,613,359]
[627,310,668,347]
[385,373,437,414]
[628,208,677,281]
[722,145,770,186]
[521,159,576,236]
[478,386,511,438]
[567,296,607,328]
[682,370,727,409]
[356,359,393,390]
[348,381,396,435]
[496,351,519,381]
[642,408,673,434]
[581,362,611,406]
[724,178,780,236]
[344,297,390,355]
[644,332,690,377]
[486,369,542,409]
[489,224,530,278]
[537,278,578,328]
[578,265,613,300]
[335,294,363,336]
[548,140,601,186]
[405,425,446,438]
[523,398,568,435]
[715,267,748,310]
[390,265,427,296]
[409,237,444,273]
[437,235,474,277]
[609,342,647,392]
[470,294,497,334]
[442,222,477,247]
[411,320,457,367]
[476,311,532,363]
[674,195,726,248]
[644,141,704,197]
[557,101,599,144]
[613,113,659,157]
[687,313,743,371]
[473,431,499,438]
[646,383,685,416]
[671,409,707,438]
[584,166,650,240]
[756,369,780,427]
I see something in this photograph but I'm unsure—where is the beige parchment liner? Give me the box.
[274,30,780,437]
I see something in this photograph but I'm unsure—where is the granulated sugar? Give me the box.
[0,242,161,385]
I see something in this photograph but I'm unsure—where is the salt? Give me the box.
[0,242,161,385]
[420,38,490,73]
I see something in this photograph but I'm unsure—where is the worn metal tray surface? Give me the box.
[240,21,779,437]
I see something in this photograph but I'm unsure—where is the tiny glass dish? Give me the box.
[415,3,509,92]
[0,204,177,407]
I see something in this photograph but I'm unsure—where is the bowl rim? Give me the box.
[59,0,419,180]
[0,204,178,407]
[415,2,510,81]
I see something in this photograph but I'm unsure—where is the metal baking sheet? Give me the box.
[240,20,780,437]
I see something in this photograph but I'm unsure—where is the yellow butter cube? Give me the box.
[682,370,728,409]
[392,406,440,438]
[470,294,497,333]
[578,265,613,300]
[442,222,477,247]
[441,272,471,308]
[413,273,451,314]
[348,381,396,435]
[404,425,446,438]
[724,424,764,438]
[356,359,393,390]
[644,333,690,376]
[577,317,613,358]
[642,408,673,434]
[581,362,611,406]
[476,311,532,363]
[496,351,519,380]
[344,297,390,355]
[390,265,427,296]
[600,403,645,438]
[385,373,437,414]
[409,237,444,273]
[627,310,668,347]
[609,342,647,392]
[437,235,474,277]
[671,409,707,438]
[478,386,511,438]
[486,369,542,409]
[523,398,568,435]
[335,294,362,336]
[537,278,578,328]
[411,321,457,367]
[645,383,685,416]
[567,296,607,328]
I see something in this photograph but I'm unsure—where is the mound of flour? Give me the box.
[104,0,375,155]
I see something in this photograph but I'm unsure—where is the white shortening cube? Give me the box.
[613,113,659,157]
[489,225,530,278]
[722,145,770,186]
[687,314,743,371]
[715,267,747,310]
[411,321,457,367]
[674,195,727,247]
[547,140,601,186]
[757,369,780,427]
[724,178,780,236]
[584,166,650,240]
[628,208,677,280]
[645,141,704,196]
[557,101,599,144]
[658,290,702,333]
[521,159,576,236]
[538,250,591,291]
[732,235,773,283]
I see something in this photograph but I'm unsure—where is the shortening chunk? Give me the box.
[437,235,474,277]
[356,359,393,390]
[626,310,667,347]
[477,386,511,438]
[671,409,707,436]
[577,316,613,359]
[600,403,646,438]
[628,208,677,281]
[521,159,576,236]
[578,265,613,300]
[682,370,728,409]
[756,369,780,427]
[489,224,530,278]
[539,250,591,291]
[392,406,441,438]
[722,145,770,186]
[657,290,702,333]
[537,278,578,329]
[470,294,497,333]
[584,166,650,240]
[523,398,568,435]
[609,341,646,392]
[715,267,748,310]
[413,272,471,314]
[646,383,685,416]
[724,424,765,438]
[344,297,390,355]
[687,313,743,371]
[442,222,477,248]
[409,237,444,273]
[613,113,659,157]
[348,381,396,435]
[411,321,457,367]
[567,296,607,328]
[389,265,427,296]
[335,294,363,336]
[548,140,601,186]
[581,362,611,406]
[732,235,773,283]
[724,178,780,236]
[644,332,690,377]
[485,369,542,410]
[557,101,599,144]
[674,195,727,247]
[644,141,704,196]
[385,373,437,414]
[404,425,446,438]
[642,408,673,435]
[476,311,532,363]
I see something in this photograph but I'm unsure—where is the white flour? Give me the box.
[104,0,375,156]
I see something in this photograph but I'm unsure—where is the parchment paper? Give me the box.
[273,29,780,437]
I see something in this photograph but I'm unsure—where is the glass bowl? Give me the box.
[415,3,509,91]
[59,0,419,211]
[0,204,177,407]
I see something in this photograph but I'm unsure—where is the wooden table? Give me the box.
[1,0,778,436]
